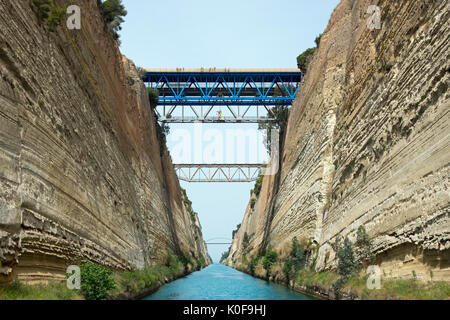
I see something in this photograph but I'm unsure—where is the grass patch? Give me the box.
[362,278,450,300]
[294,269,450,300]
[111,252,187,297]
[112,264,183,295]
[0,279,81,300]
[295,269,339,288]
[111,252,185,296]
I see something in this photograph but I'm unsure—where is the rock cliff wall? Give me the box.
[226,0,449,282]
[0,0,209,284]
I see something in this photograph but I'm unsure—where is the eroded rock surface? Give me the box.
[0,0,209,283]
[226,0,449,282]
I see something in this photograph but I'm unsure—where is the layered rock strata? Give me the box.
[226,0,449,282]
[0,0,209,283]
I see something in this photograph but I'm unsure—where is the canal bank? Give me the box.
[230,265,327,300]
[113,268,195,300]
[229,264,450,300]
[144,264,314,300]
[112,259,210,300]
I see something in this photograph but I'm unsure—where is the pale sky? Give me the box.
[119,0,341,262]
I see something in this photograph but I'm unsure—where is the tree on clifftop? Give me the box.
[296,47,316,73]
[98,0,127,40]
[296,33,323,73]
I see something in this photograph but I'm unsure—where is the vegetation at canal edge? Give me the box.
[236,226,450,300]
[0,251,208,300]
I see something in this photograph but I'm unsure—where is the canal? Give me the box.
[144,264,314,300]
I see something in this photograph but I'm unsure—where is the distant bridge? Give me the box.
[174,164,266,183]
[205,237,233,245]
[144,68,302,123]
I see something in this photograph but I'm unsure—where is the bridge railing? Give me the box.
[146,68,302,73]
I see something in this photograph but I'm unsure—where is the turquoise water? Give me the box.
[144,264,314,300]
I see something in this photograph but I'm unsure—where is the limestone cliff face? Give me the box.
[0,0,209,283]
[226,0,449,282]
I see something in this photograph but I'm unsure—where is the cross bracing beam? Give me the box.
[155,105,277,123]
[155,97,295,106]
[174,164,266,182]
[144,69,302,123]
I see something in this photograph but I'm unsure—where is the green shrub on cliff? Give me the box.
[137,67,147,80]
[262,249,278,276]
[291,237,306,271]
[220,248,230,263]
[282,258,295,281]
[337,238,358,278]
[47,7,66,31]
[155,122,170,150]
[315,33,323,47]
[242,232,250,250]
[271,105,290,126]
[166,252,176,266]
[249,255,262,275]
[32,0,66,32]
[119,270,152,293]
[332,237,359,297]
[232,223,241,239]
[33,0,52,20]
[179,251,194,269]
[165,251,184,274]
[147,88,159,109]
[355,226,375,267]
[251,175,264,197]
[195,253,206,269]
[80,262,116,300]
[181,188,197,223]
[258,105,289,153]
[282,237,306,281]
[249,198,256,209]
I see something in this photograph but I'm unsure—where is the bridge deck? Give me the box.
[144,69,302,82]
[144,69,303,109]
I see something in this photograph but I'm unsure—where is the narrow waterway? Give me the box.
[144,264,314,300]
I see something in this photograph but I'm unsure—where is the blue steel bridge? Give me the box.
[144,68,302,181]
[143,68,302,123]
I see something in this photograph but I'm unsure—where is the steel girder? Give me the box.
[154,105,277,123]
[144,70,302,123]
[174,164,266,182]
